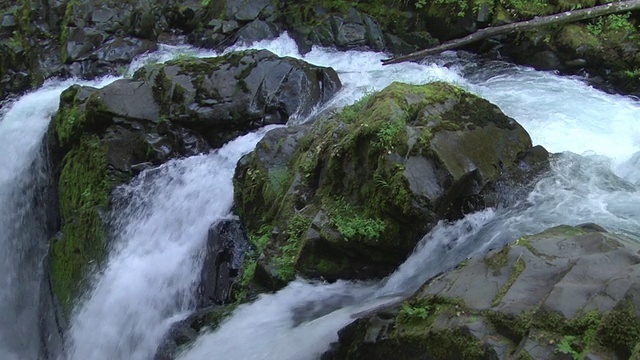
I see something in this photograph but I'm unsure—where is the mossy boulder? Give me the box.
[46,50,340,316]
[46,82,193,315]
[324,225,640,359]
[132,49,341,148]
[233,81,541,288]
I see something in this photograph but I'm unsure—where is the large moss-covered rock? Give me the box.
[323,225,640,359]
[46,50,340,315]
[233,81,541,289]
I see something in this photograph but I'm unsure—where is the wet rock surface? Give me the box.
[323,225,640,359]
[233,81,546,288]
[43,48,340,325]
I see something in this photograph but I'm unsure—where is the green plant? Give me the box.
[556,335,580,359]
[608,13,634,32]
[273,215,310,280]
[338,91,375,123]
[587,13,635,37]
[624,68,640,79]
[327,198,385,241]
[399,303,431,320]
[201,0,210,6]
[432,0,468,17]
[263,167,290,203]
[373,117,405,153]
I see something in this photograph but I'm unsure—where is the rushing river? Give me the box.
[0,33,638,359]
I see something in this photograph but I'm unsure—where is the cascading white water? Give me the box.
[177,35,640,360]
[1,32,639,360]
[66,127,278,360]
[0,77,117,360]
[61,36,467,360]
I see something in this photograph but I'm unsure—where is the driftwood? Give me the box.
[382,0,640,65]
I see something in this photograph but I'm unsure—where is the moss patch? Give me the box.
[49,135,111,315]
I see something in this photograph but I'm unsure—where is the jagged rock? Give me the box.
[233,19,281,44]
[153,305,235,360]
[233,81,545,287]
[197,219,249,307]
[323,225,640,359]
[132,49,341,148]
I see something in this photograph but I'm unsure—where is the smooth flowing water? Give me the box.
[0,33,638,360]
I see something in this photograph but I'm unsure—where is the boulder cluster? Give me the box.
[14,0,639,359]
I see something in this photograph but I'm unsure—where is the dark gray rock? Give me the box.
[198,219,249,306]
[133,49,341,148]
[228,0,271,22]
[233,19,280,44]
[234,82,541,285]
[324,226,640,359]
[93,37,157,63]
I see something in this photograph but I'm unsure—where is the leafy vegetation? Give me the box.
[398,303,431,320]
[556,335,580,359]
[273,214,311,280]
[587,12,635,37]
[327,198,386,241]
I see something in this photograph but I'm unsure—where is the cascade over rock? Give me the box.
[233,81,547,289]
[45,49,340,316]
[323,225,640,359]
[1,0,639,101]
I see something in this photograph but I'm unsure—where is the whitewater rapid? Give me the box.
[0,33,638,360]
[178,34,640,360]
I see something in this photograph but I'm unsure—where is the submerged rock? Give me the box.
[233,81,545,288]
[323,225,640,359]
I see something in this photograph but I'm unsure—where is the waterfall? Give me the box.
[0,77,117,359]
[65,127,277,360]
[0,33,638,360]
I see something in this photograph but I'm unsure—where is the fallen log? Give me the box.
[382,0,640,65]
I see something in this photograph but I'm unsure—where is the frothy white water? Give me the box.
[465,64,640,165]
[0,77,116,359]
[66,126,278,360]
[3,32,638,360]
[179,280,386,360]
[227,34,466,118]
[177,35,640,360]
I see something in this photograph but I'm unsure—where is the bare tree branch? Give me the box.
[382,0,640,65]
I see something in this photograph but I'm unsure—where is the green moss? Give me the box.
[597,300,640,358]
[272,214,311,281]
[393,296,489,359]
[263,166,291,204]
[59,0,76,63]
[491,256,525,306]
[338,92,375,123]
[49,135,111,316]
[556,24,602,50]
[53,87,109,149]
[54,102,84,149]
[484,246,510,273]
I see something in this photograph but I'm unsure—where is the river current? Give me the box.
[0,33,638,359]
